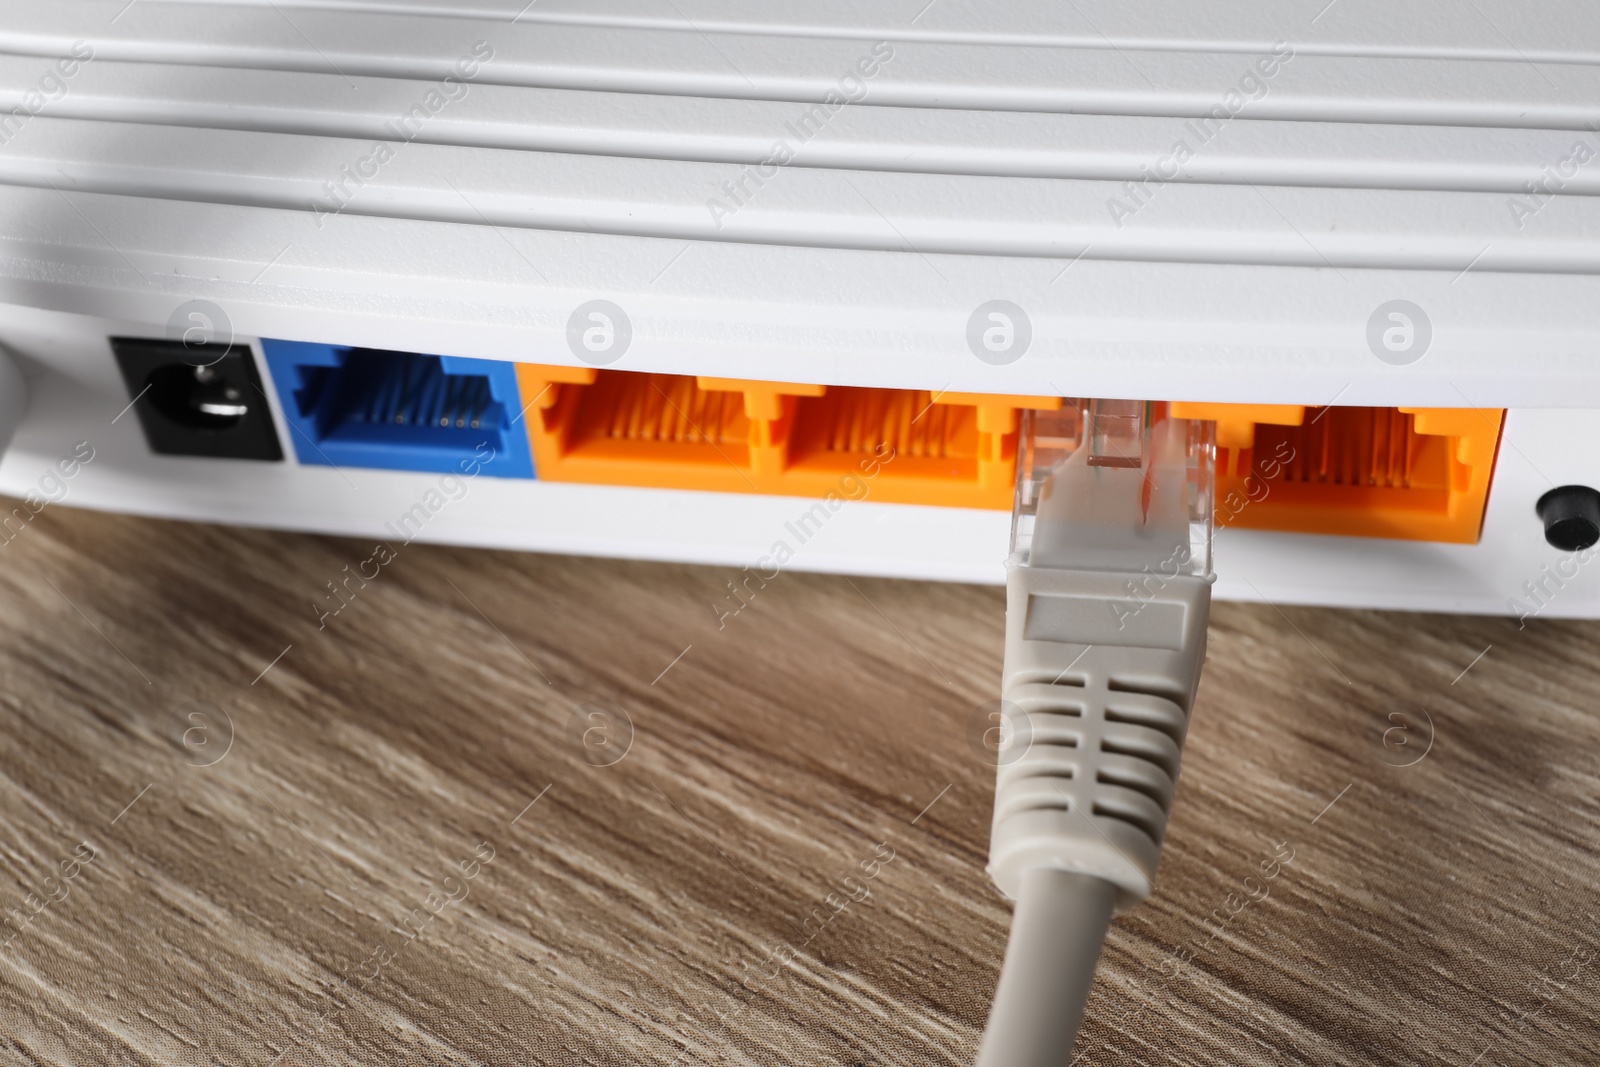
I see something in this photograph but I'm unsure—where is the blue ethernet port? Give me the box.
[261,340,533,478]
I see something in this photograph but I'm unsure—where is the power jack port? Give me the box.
[111,338,283,461]
[147,362,249,431]
[1536,486,1600,552]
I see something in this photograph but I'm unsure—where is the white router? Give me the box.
[0,0,1596,618]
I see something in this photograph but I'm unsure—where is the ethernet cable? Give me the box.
[977,400,1215,1066]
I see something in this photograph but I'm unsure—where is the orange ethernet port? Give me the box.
[1168,402,1505,543]
[512,363,1059,509]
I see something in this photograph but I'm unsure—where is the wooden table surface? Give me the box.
[2,501,1598,1066]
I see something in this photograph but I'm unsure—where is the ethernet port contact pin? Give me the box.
[110,338,284,461]
[261,341,534,479]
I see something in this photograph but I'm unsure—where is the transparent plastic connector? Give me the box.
[1086,398,1145,469]
[1011,400,1215,578]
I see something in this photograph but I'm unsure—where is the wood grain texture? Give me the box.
[1,500,1598,1066]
